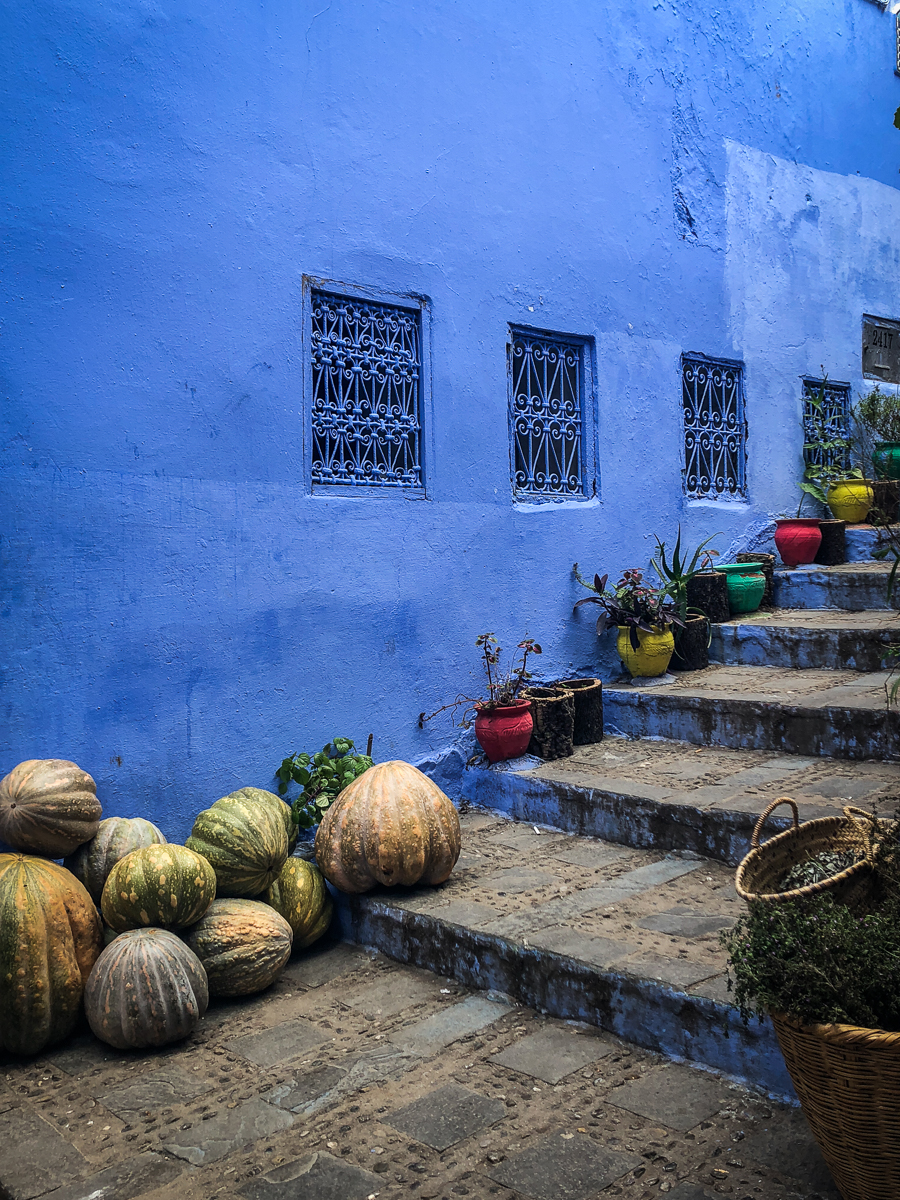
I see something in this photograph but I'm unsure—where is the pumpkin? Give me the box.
[64,816,168,904]
[181,898,292,996]
[185,789,289,896]
[264,857,333,949]
[85,928,208,1049]
[101,844,216,932]
[0,854,103,1055]
[0,759,102,857]
[314,760,461,894]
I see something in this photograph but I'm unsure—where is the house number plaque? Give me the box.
[862,314,900,385]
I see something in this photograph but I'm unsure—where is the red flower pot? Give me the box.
[474,700,533,763]
[774,518,822,567]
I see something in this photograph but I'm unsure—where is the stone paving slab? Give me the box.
[0,1106,89,1200]
[492,1025,614,1084]
[239,1151,380,1200]
[228,1018,328,1068]
[99,1066,210,1118]
[160,1096,294,1165]
[341,967,444,1017]
[605,1063,730,1131]
[388,994,512,1056]
[386,1082,506,1150]
[487,1130,643,1199]
[35,1152,187,1200]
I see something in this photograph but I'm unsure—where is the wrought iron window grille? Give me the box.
[802,377,851,472]
[681,354,748,499]
[509,328,593,501]
[309,289,424,493]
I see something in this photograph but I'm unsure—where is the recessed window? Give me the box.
[309,288,425,494]
[681,353,748,499]
[802,376,851,472]
[509,328,595,502]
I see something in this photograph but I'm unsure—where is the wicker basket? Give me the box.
[735,798,884,909]
[771,1011,900,1200]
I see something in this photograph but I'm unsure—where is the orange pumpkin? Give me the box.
[314,760,460,894]
[0,759,102,857]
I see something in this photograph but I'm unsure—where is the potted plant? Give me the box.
[855,384,900,482]
[723,814,900,1200]
[418,633,542,763]
[650,526,721,670]
[573,565,683,678]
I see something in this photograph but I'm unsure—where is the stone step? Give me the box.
[455,736,900,864]
[709,607,900,671]
[602,664,900,760]
[845,524,899,562]
[773,561,899,610]
[331,809,793,1095]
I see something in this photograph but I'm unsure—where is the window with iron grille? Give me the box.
[309,288,425,493]
[509,328,594,501]
[681,354,747,499]
[802,377,851,472]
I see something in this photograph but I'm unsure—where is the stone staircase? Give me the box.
[331,540,900,1097]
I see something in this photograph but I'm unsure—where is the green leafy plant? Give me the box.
[650,526,721,622]
[276,738,374,830]
[723,814,900,1029]
[418,633,542,729]
[573,565,684,650]
[855,385,900,448]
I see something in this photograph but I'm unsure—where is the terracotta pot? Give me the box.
[774,518,822,567]
[474,700,533,763]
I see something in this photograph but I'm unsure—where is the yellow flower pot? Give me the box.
[616,626,675,678]
[826,479,874,524]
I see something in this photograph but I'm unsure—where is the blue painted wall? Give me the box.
[4,0,900,838]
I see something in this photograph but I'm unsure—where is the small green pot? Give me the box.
[717,562,767,615]
[872,443,900,481]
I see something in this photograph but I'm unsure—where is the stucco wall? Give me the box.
[3,0,900,837]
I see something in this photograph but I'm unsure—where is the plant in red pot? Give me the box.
[419,633,542,763]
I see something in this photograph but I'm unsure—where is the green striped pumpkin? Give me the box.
[64,816,168,904]
[186,789,289,896]
[181,899,293,996]
[264,858,333,949]
[101,844,216,932]
[0,854,103,1055]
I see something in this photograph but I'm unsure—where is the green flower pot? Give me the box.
[872,443,900,481]
[717,562,767,615]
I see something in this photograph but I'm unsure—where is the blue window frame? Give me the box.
[508,327,596,502]
[682,353,748,499]
[304,280,430,497]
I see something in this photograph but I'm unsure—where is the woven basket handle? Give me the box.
[750,796,800,849]
[842,806,881,855]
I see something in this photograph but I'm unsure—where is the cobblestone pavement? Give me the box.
[0,942,839,1200]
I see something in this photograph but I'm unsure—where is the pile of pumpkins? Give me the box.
[0,758,461,1058]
